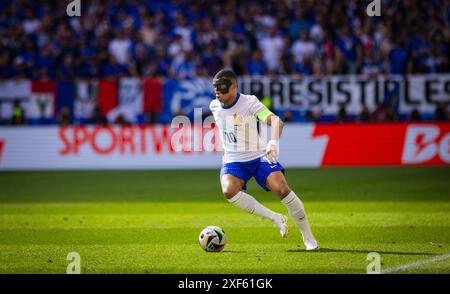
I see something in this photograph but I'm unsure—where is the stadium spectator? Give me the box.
[289,8,311,41]
[384,106,399,122]
[113,113,130,125]
[89,104,108,125]
[168,34,184,61]
[172,12,194,53]
[335,25,363,75]
[309,12,324,43]
[282,111,293,123]
[102,55,128,79]
[291,31,316,66]
[108,29,131,66]
[57,55,77,81]
[362,51,386,77]
[305,106,322,123]
[409,28,432,74]
[434,103,449,122]
[223,33,248,76]
[35,67,51,81]
[258,24,285,74]
[372,102,387,122]
[202,43,223,76]
[408,109,422,122]
[320,30,336,75]
[246,49,267,76]
[10,99,26,125]
[358,106,372,123]
[425,35,449,73]
[0,52,14,79]
[128,41,155,77]
[389,36,410,75]
[57,107,73,126]
[170,50,198,79]
[22,9,41,35]
[35,45,56,79]
[291,30,316,76]
[337,105,351,123]
[11,56,32,79]
[292,57,313,76]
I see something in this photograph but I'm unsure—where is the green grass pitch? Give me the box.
[0,167,449,274]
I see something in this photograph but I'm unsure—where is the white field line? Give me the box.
[381,253,450,274]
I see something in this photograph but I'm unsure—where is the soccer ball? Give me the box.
[198,226,227,252]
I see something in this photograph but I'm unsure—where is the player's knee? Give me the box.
[277,185,291,199]
[222,185,240,199]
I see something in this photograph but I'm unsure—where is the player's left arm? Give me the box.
[256,107,284,163]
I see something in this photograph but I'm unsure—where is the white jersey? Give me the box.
[210,93,269,163]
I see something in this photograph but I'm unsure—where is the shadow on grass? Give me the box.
[287,247,435,256]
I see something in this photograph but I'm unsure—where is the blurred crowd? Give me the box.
[0,0,449,126]
[0,0,449,80]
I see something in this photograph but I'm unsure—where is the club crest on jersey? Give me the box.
[232,113,243,124]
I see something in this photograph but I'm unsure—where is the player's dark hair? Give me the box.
[213,69,237,84]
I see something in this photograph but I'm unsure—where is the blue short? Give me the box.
[220,156,285,191]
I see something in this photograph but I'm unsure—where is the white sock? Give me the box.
[228,191,277,221]
[281,191,314,241]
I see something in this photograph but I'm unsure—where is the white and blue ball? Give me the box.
[198,226,227,252]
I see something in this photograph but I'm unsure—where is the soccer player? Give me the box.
[209,69,319,250]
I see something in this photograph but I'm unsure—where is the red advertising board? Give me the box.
[314,123,450,166]
[0,123,449,170]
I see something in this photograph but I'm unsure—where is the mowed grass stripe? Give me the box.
[1,212,449,229]
[0,243,448,274]
[1,167,449,203]
[1,201,449,214]
[0,226,449,245]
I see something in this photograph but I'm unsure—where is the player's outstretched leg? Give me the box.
[228,191,289,238]
[222,174,288,237]
[267,172,319,250]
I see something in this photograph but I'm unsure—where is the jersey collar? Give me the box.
[221,93,240,109]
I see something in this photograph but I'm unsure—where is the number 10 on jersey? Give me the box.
[223,131,237,144]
